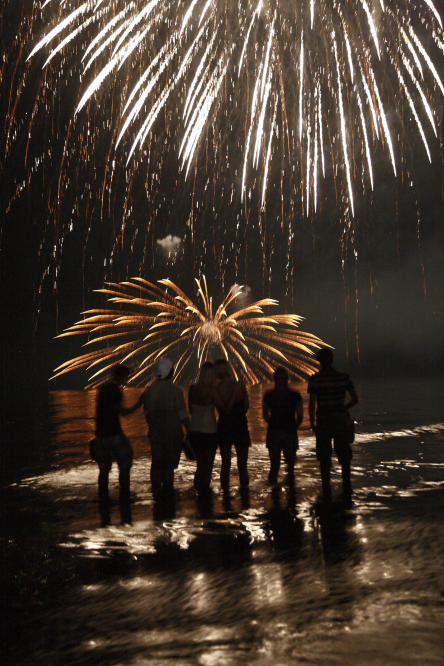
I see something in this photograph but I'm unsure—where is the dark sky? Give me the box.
[1,0,443,404]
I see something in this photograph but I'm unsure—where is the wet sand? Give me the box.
[1,378,444,665]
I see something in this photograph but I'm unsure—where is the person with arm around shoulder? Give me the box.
[188,361,221,491]
[308,348,359,503]
[262,366,303,489]
[214,358,251,493]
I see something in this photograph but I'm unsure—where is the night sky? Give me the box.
[1,0,443,409]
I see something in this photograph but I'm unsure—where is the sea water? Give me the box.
[1,377,444,665]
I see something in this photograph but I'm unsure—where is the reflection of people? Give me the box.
[136,358,190,497]
[308,349,359,503]
[188,362,222,491]
[262,366,303,488]
[214,358,251,492]
[94,364,134,527]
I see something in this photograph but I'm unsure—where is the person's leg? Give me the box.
[116,437,133,524]
[333,413,353,503]
[267,446,281,485]
[201,448,216,488]
[98,464,111,526]
[341,461,352,503]
[219,442,232,491]
[150,463,163,497]
[194,446,215,489]
[118,468,132,524]
[320,461,332,500]
[316,422,332,500]
[235,445,249,488]
[162,468,175,493]
[283,444,296,488]
[193,447,206,488]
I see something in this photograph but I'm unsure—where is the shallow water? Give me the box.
[1,378,444,665]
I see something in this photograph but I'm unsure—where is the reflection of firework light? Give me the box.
[52,277,324,386]
[27,0,444,216]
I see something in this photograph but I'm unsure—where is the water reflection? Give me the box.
[2,379,444,665]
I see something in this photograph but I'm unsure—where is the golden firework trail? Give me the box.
[25,0,444,216]
[51,277,325,386]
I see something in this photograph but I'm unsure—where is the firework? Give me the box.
[24,0,444,216]
[52,277,324,386]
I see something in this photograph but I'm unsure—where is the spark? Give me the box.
[51,277,324,387]
[23,0,444,217]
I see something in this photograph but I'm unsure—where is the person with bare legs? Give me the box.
[188,362,223,492]
[94,364,134,527]
[262,366,303,489]
[133,358,190,499]
[308,349,359,504]
[214,358,250,497]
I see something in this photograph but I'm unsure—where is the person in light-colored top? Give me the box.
[133,357,190,497]
[188,361,225,490]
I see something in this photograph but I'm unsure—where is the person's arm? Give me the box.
[121,392,144,416]
[188,385,195,414]
[181,415,190,434]
[345,388,359,410]
[212,386,226,413]
[309,393,317,431]
[214,383,236,415]
[177,389,190,434]
[242,383,249,413]
[262,394,270,424]
[296,394,303,429]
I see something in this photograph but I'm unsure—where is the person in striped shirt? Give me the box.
[308,348,359,503]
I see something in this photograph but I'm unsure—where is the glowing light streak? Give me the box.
[299,30,304,141]
[261,97,277,210]
[369,68,397,176]
[318,88,325,177]
[306,121,311,216]
[397,71,431,162]
[401,56,437,137]
[357,91,373,190]
[334,37,354,216]
[408,25,444,96]
[360,0,381,60]
[424,0,442,29]
[19,0,444,222]
[52,278,324,386]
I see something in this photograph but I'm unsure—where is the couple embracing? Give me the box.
[188,359,250,495]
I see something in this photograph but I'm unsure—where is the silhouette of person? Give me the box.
[308,348,359,503]
[134,357,190,498]
[94,364,134,526]
[188,361,224,492]
[214,358,251,494]
[262,366,303,488]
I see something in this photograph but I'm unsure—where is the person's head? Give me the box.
[197,361,215,389]
[273,366,289,387]
[316,348,334,370]
[113,364,131,385]
[214,358,232,380]
[154,357,174,380]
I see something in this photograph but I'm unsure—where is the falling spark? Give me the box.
[8,0,444,223]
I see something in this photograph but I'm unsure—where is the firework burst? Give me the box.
[52,277,324,386]
[25,0,444,216]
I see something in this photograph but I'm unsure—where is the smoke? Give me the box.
[156,235,181,252]
[230,284,251,308]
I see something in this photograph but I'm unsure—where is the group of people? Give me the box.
[93,349,358,526]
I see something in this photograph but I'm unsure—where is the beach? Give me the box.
[1,377,444,665]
